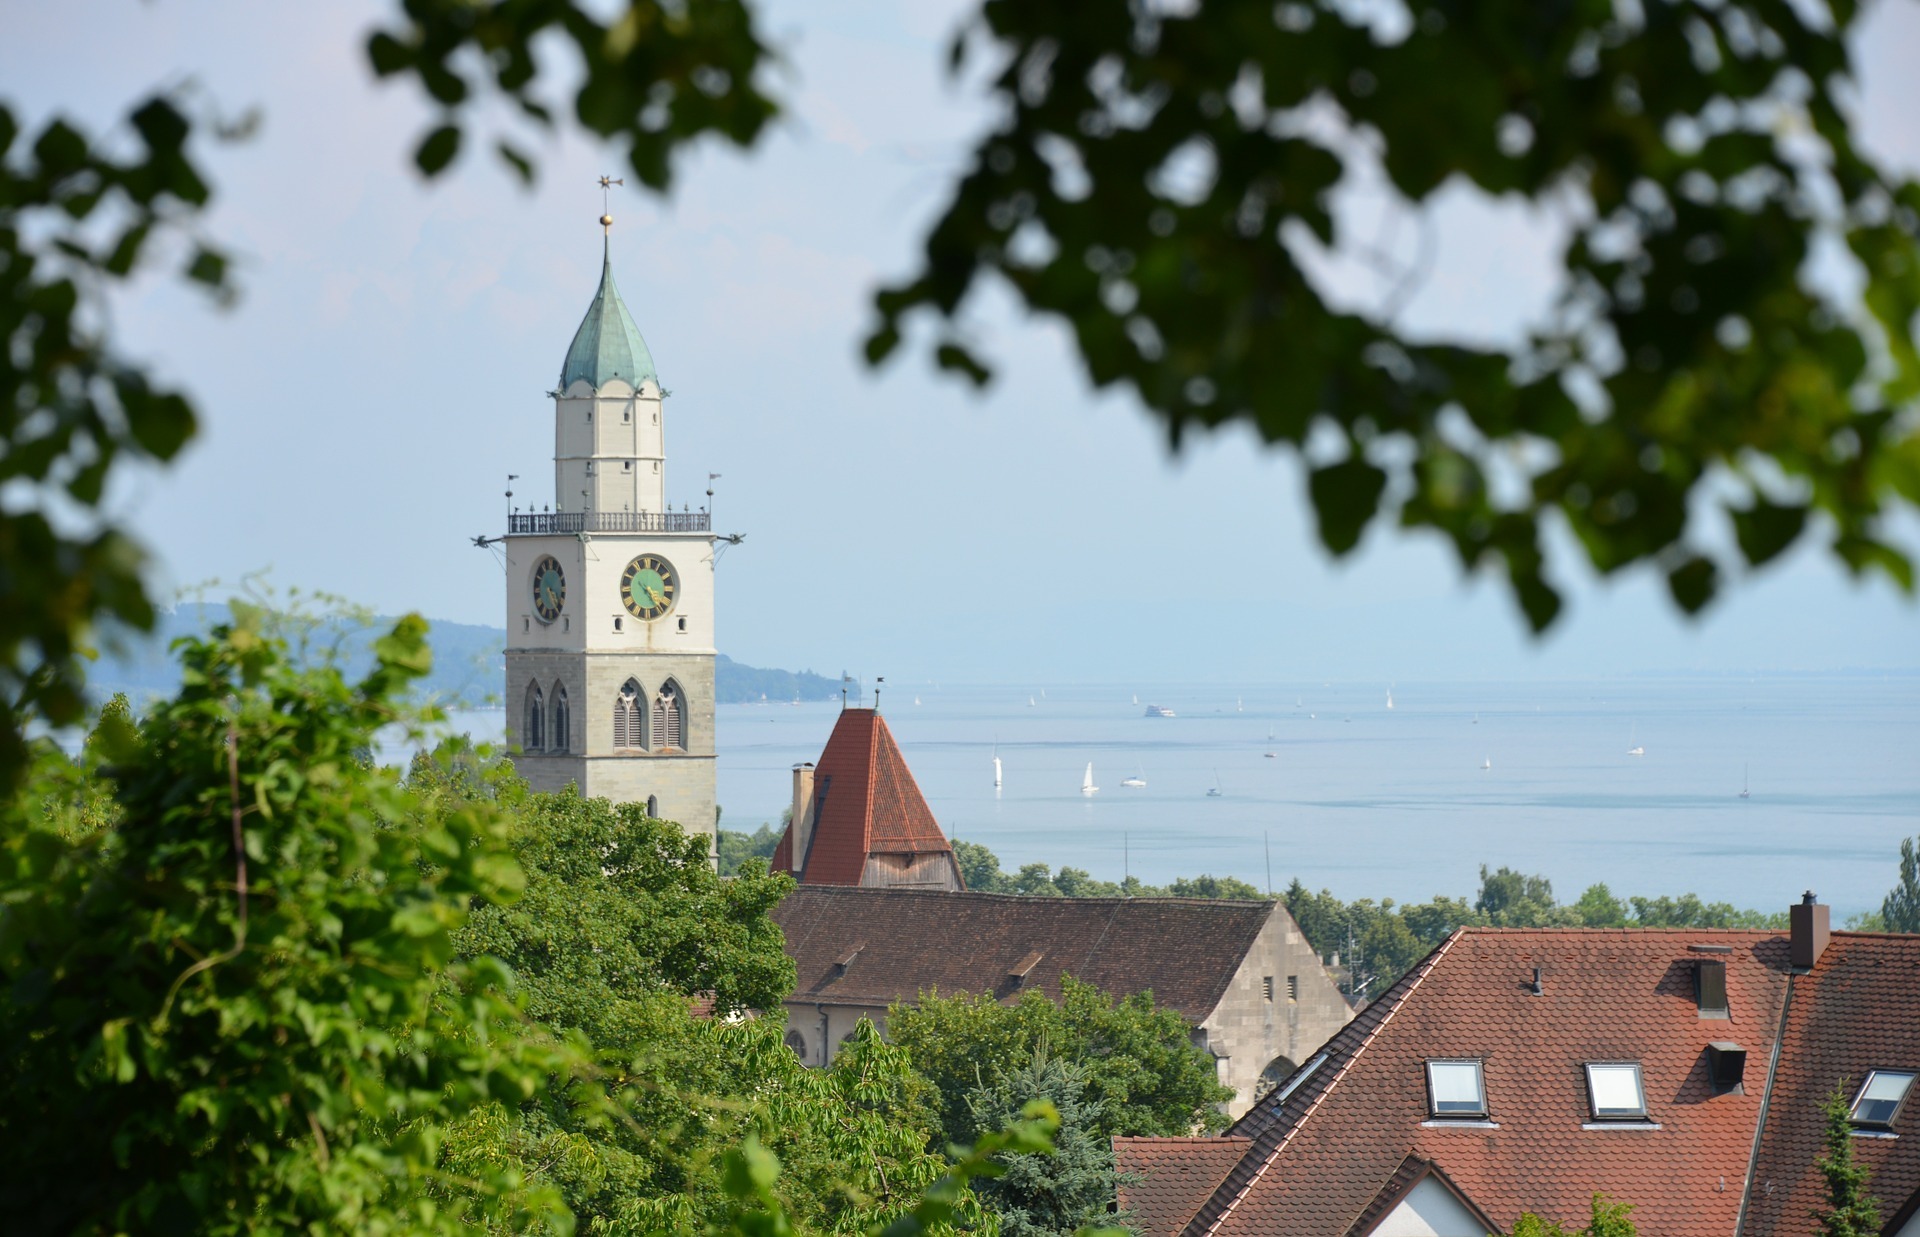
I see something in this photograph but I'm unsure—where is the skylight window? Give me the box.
[1426,1060,1487,1118]
[1585,1063,1648,1120]
[1849,1071,1916,1128]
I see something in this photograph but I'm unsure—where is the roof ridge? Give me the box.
[861,711,879,857]
[783,885,1273,908]
[1197,928,1465,1237]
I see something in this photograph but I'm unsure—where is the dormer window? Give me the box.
[1695,960,1728,1018]
[1849,1071,1916,1128]
[1425,1060,1487,1118]
[1585,1063,1648,1120]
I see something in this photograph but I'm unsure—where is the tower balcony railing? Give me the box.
[508,510,711,535]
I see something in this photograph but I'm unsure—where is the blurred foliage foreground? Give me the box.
[0,608,1173,1234]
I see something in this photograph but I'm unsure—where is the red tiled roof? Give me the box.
[770,709,952,885]
[1129,928,1807,1237]
[1117,1137,1251,1236]
[1344,1156,1501,1237]
[771,885,1277,1020]
[1742,933,1920,1237]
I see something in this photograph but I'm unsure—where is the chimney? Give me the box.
[790,763,816,877]
[1790,891,1830,970]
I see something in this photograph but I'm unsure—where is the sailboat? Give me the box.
[1481,757,1492,771]
[1264,727,1277,758]
[1386,687,1395,710]
[1029,696,1037,708]
[1472,711,1479,725]
[1739,764,1750,800]
[993,746,1003,788]
[1237,697,1244,712]
[1627,722,1645,757]
[1206,771,1224,798]
[1120,761,1146,789]
[913,695,921,706]
[1081,763,1098,796]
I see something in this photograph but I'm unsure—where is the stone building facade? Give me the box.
[772,885,1352,1119]
[502,233,718,843]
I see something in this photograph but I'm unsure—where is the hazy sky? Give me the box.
[6,0,1918,683]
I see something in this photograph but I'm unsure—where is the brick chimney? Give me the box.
[1790,891,1830,970]
[790,762,817,877]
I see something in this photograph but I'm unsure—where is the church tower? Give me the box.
[502,220,717,846]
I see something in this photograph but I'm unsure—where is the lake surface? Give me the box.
[442,676,1919,921]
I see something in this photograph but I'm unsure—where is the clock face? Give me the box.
[530,555,566,623]
[621,554,678,621]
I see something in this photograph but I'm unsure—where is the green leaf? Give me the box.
[1308,458,1387,555]
[496,140,534,186]
[1666,555,1718,614]
[414,124,461,176]
[1730,498,1807,568]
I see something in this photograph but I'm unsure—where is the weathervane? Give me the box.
[597,174,624,234]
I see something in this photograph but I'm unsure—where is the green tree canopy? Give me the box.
[885,976,1233,1150]
[864,0,1920,630]
[0,609,573,1232]
[962,1047,1123,1236]
[1814,1083,1883,1237]
[1881,836,1920,934]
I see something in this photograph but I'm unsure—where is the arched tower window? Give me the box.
[523,682,545,752]
[550,682,570,754]
[614,679,645,751]
[784,1028,808,1060]
[651,681,684,752]
[646,795,659,819]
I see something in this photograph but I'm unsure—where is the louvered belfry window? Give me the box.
[652,682,683,751]
[524,683,545,751]
[614,679,644,750]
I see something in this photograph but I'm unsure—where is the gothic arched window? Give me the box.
[784,1028,808,1060]
[646,795,659,819]
[549,683,570,754]
[613,679,645,751]
[651,681,684,752]
[523,682,545,752]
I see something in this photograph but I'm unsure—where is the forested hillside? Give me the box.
[88,604,836,707]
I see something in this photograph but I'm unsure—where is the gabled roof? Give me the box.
[1742,933,1920,1237]
[560,241,657,390]
[1343,1155,1501,1237]
[770,709,952,885]
[770,885,1278,1020]
[1126,928,1805,1237]
[1117,1138,1251,1236]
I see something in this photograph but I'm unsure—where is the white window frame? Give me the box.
[1585,1062,1649,1121]
[1425,1059,1488,1118]
[1849,1070,1917,1129]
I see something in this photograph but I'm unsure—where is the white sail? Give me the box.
[993,755,1003,788]
[1386,688,1394,710]
[1081,763,1098,795]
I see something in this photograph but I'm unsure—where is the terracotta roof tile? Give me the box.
[1742,933,1920,1237]
[1129,928,1808,1237]
[1117,1137,1251,1237]
[771,709,952,885]
[771,886,1277,1020]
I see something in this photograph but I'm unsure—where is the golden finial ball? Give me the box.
[600,214,614,227]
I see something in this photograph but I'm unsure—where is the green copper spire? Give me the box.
[560,239,658,390]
